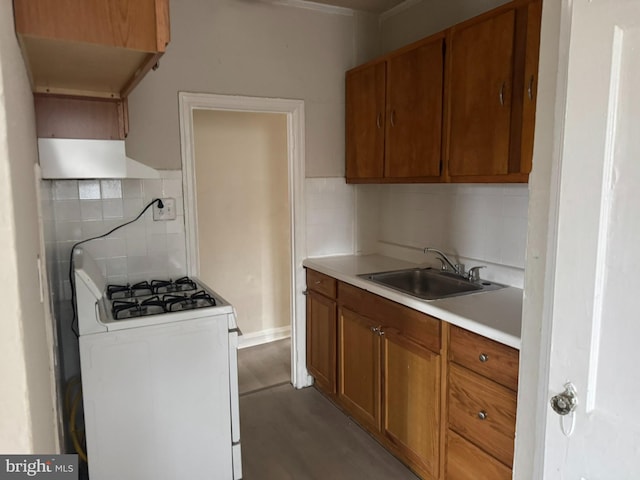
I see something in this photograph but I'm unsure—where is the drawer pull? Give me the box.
[479,353,489,363]
[477,411,488,420]
[315,280,321,285]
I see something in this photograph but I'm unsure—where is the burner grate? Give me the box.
[151,276,198,294]
[112,296,166,320]
[107,281,153,300]
[163,290,217,312]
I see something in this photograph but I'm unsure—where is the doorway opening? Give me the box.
[179,93,310,389]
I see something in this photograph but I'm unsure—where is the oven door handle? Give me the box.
[228,329,241,446]
[94,301,100,325]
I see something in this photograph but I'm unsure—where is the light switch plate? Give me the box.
[153,198,177,221]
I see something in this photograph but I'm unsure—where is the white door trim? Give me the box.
[178,92,312,389]
[514,0,572,476]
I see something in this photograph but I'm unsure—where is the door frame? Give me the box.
[178,92,312,389]
[515,0,575,477]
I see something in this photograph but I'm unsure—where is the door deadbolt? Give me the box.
[550,382,578,416]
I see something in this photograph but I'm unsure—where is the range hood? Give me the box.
[38,138,160,179]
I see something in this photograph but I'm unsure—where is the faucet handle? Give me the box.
[468,266,486,282]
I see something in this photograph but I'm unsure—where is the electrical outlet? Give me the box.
[153,198,177,221]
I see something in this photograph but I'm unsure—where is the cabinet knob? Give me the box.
[479,353,489,363]
[370,326,385,336]
[478,411,488,420]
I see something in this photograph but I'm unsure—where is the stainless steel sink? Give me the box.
[358,268,506,301]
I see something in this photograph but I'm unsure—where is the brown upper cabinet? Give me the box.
[13,0,170,99]
[346,34,445,183]
[346,61,386,180]
[446,0,542,182]
[345,0,542,184]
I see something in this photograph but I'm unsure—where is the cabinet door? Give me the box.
[385,38,444,179]
[382,329,441,479]
[346,62,386,181]
[306,291,337,394]
[448,9,516,177]
[338,307,381,432]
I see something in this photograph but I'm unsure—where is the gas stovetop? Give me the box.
[106,277,219,320]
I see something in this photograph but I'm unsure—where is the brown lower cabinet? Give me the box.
[445,325,519,478]
[305,270,338,396]
[337,281,442,480]
[304,269,519,479]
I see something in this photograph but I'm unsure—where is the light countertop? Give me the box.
[303,254,523,350]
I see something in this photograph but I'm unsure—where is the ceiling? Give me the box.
[305,0,407,14]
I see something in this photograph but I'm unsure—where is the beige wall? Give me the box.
[0,2,58,453]
[127,0,377,177]
[193,110,291,336]
[380,0,510,52]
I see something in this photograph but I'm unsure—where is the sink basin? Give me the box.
[359,268,505,301]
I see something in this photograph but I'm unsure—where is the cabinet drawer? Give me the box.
[449,325,519,390]
[338,282,441,354]
[448,364,516,467]
[446,430,511,480]
[306,269,337,299]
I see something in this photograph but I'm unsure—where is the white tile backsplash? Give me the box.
[143,179,163,203]
[305,177,356,257]
[126,235,148,257]
[42,172,188,382]
[43,172,188,302]
[80,200,103,221]
[100,179,122,199]
[78,180,101,200]
[54,200,81,222]
[357,183,529,287]
[53,180,79,200]
[122,178,143,199]
[102,198,124,219]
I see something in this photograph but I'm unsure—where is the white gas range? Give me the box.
[74,247,242,480]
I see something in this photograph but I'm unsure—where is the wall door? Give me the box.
[541,0,640,477]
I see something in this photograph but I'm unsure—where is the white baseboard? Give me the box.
[238,325,291,349]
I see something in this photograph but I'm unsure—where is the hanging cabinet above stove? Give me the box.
[13,0,170,100]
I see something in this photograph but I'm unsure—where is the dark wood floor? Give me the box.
[238,339,419,480]
[238,337,291,395]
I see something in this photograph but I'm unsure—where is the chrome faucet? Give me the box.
[423,247,486,282]
[423,248,463,276]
